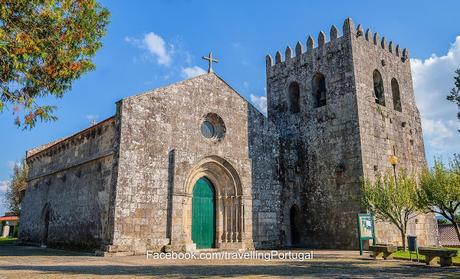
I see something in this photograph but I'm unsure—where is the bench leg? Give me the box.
[440,257,453,267]
[373,251,384,259]
[425,256,437,266]
[383,252,393,260]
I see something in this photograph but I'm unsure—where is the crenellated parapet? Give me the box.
[266,18,351,69]
[359,24,409,62]
[364,25,409,62]
[266,18,410,70]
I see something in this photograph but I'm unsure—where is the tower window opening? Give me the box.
[288,82,300,113]
[312,73,326,108]
[391,78,402,112]
[373,70,385,106]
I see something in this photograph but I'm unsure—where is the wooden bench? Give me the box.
[418,247,457,267]
[369,244,397,260]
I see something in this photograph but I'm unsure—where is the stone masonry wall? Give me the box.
[110,73,280,254]
[247,105,282,249]
[350,21,439,246]
[20,118,116,250]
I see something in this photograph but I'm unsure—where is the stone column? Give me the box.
[235,196,239,242]
[223,196,228,243]
[230,196,234,243]
[240,201,245,242]
[216,195,223,245]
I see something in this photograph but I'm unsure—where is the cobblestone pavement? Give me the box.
[0,246,459,278]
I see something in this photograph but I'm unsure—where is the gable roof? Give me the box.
[121,72,266,117]
[27,73,267,158]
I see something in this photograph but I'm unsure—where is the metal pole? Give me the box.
[393,164,397,186]
[357,214,363,255]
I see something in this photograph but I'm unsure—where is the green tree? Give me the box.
[447,69,460,132]
[0,0,110,129]
[361,171,422,250]
[418,156,460,242]
[4,158,28,214]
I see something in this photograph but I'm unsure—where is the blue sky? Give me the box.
[1,0,460,214]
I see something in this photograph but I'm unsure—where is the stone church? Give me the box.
[19,18,438,255]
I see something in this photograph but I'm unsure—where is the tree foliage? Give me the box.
[4,158,28,214]
[361,171,422,250]
[418,155,460,242]
[0,0,110,129]
[447,69,460,132]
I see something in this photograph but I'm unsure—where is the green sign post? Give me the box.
[357,213,376,255]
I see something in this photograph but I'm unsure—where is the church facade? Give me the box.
[19,18,438,255]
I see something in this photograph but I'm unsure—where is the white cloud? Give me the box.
[125,32,173,66]
[411,36,460,160]
[250,94,267,115]
[143,32,172,66]
[7,161,19,171]
[184,51,193,65]
[181,66,206,79]
[422,118,458,150]
[0,180,9,193]
[85,114,98,121]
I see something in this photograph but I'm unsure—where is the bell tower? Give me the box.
[266,18,438,248]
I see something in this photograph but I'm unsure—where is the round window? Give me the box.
[201,121,215,138]
[200,113,226,141]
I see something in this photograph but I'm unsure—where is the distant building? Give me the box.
[1,212,19,238]
[438,224,460,247]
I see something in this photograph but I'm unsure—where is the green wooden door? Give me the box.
[192,177,215,249]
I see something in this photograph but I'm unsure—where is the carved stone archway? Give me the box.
[182,156,245,250]
[281,200,303,247]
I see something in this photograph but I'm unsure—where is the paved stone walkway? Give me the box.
[0,246,459,278]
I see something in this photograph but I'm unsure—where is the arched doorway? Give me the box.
[183,156,245,250]
[290,205,301,247]
[192,177,216,249]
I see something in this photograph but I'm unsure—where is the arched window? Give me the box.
[288,82,300,113]
[373,70,385,106]
[391,78,402,112]
[312,73,326,107]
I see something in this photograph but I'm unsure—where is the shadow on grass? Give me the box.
[0,244,93,257]
[0,237,17,246]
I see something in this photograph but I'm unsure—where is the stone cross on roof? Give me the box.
[202,51,218,73]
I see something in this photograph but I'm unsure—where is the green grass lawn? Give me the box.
[0,237,17,245]
[394,248,460,264]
